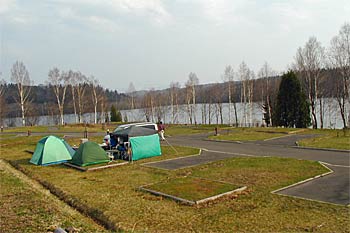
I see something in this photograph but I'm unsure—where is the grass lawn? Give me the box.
[0,161,106,233]
[165,124,222,136]
[209,130,286,141]
[298,129,350,150]
[208,127,350,150]
[1,135,349,232]
[144,176,240,202]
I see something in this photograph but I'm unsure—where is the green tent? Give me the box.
[70,141,110,166]
[130,134,162,161]
[30,135,74,166]
[112,126,162,161]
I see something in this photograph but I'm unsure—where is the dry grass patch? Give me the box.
[210,130,285,141]
[298,129,350,150]
[141,176,242,204]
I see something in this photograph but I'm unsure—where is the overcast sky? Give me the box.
[0,0,349,92]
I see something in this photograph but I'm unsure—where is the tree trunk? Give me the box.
[337,97,347,129]
[233,102,238,127]
[21,102,25,126]
[319,98,324,129]
[71,86,78,123]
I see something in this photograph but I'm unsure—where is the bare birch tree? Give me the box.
[11,61,32,126]
[185,82,193,124]
[0,78,6,125]
[142,89,156,122]
[68,70,79,123]
[238,62,251,126]
[127,82,136,109]
[212,83,224,124]
[76,72,87,123]
[169,82,180,124]
[328,23,350,128]
[258,62,276,127]
[294,36,325,129]
[223,65,237,126]
[186,72,199,124]
[48,67,69,125]
[89,76,102,124]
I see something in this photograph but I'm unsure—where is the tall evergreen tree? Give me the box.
[110,105,118,122]
[110,104,122,122]
[274,71,310,128]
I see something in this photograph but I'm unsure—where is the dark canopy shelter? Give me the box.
[111,126,161,161]
[112,126,158,137]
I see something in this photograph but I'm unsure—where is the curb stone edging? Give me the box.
[139,181,247,205]
[292,145,350,153]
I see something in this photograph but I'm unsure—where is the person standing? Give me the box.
[158,121,165,140]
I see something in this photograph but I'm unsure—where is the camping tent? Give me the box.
[112,126,161,161]
[70,141,110,166]
[30,135,75,166]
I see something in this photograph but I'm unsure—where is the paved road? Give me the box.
[146,134,350,205]
[277,164,350,205]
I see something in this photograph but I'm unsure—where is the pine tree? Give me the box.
[110,104,122,122]
[110,105,118,122]
[274,71,311,128]
[116,110,122,122]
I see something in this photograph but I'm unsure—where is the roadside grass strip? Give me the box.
[139,176,246,205]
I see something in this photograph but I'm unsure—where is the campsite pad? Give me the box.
[140,177,246,205]
[65,160,128,172]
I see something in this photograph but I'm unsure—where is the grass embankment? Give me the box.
[0,161,106,233]
[1,135,348,232]
[298,129,350,150]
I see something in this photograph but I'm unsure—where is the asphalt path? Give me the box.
[148,134,350,205]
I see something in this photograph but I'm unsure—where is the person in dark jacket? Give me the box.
[157,121,165,140]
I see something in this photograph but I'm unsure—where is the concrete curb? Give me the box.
[293,145,350,153]
[195,186,247,205]
[139,186,196,205]
[64,161,129,172]
[203,138,243,144]
[139,176,246,205]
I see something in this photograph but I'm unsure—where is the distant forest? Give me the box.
[0,68,344,122]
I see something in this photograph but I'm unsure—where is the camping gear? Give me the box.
[30,135,74,166]
[112,125,162,161]
[70,141,110,166]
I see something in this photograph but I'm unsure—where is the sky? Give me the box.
[0,0,349,92]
